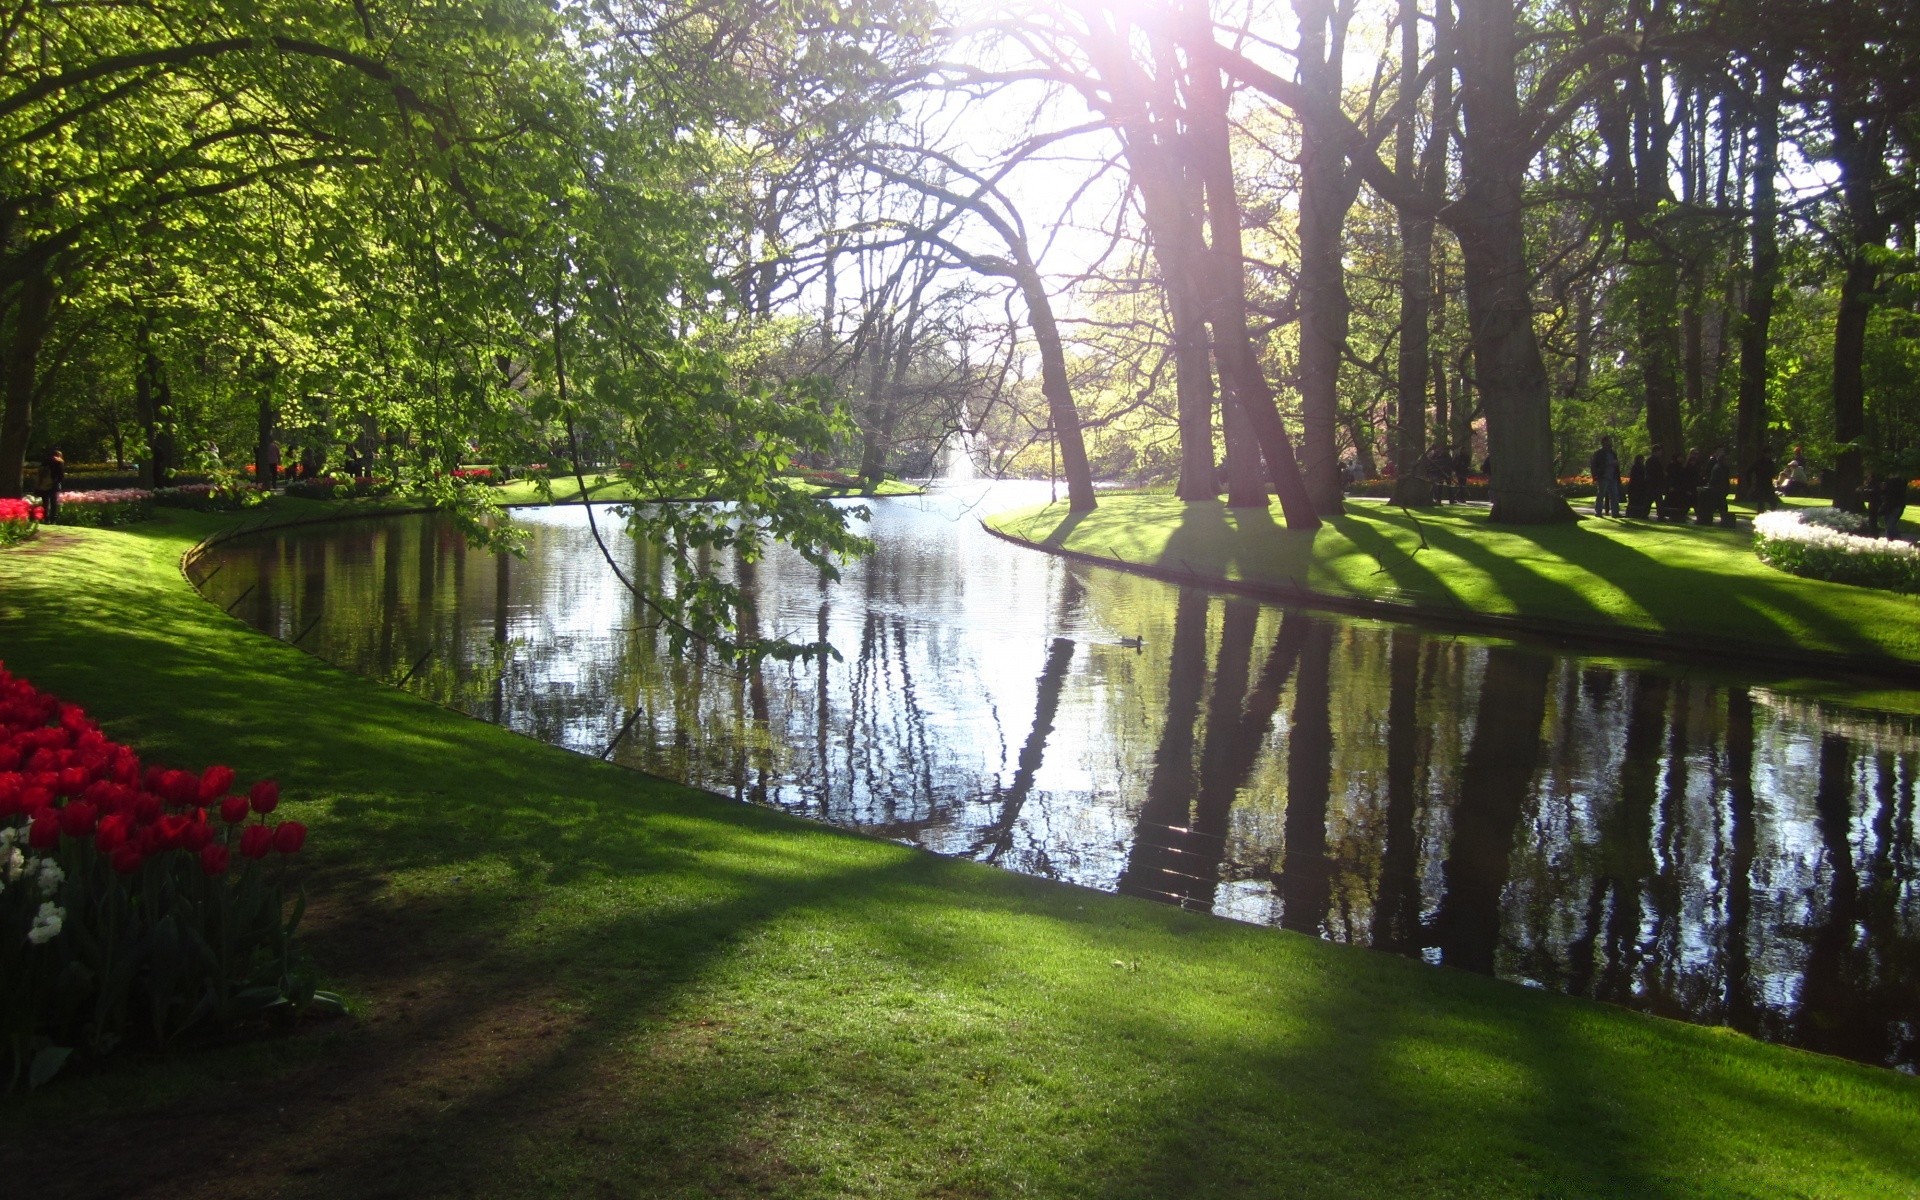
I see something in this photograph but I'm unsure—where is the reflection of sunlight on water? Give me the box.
[200,503,1920,1071]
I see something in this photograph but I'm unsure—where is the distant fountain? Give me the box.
[934,401,978,482]
[935,430,977,483]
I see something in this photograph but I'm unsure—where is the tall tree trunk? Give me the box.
[1433,240,1452,445]
[1017,265,1097,511]
[1451,0,1573,522]
[254,373,277,490]
[134,325,175,488]
[1296,0,1356,515]
[1389,0,1440,506]
[856,313,893,482]
[1736,68,1781,495]
[1831,106,1888,503]
[1221,389,1267,507]
[1170,284,1221,501]
[1183,24,1321,529]
[1636,262,1685,455]
[0,264,53,498]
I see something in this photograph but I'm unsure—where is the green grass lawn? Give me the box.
[2,511,1916,1198]
[495,473,924,506]
[988,494,1920,671]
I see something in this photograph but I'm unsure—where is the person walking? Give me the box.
[36,447,64,523]
[1643,447,1666,519]
[1626,454,1650,518]
[1698,450,1733,526]
[1664,450,1696,521]
[1589,435,1622,517]
[1878,471,1909,539]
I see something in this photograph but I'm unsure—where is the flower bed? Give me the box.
[45,488,154,526]
[1348,477,1492,501]
[0,664,330,1090]
[1752,507,1920,594]
[449,467,497,485]
[153,482,253,512]
[0,499,42,547]
[283,474,396,501]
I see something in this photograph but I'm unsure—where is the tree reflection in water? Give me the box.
[196,499,1920,1069]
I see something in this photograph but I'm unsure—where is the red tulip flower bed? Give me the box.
[0,498,41,547]
[0,663,334,1090]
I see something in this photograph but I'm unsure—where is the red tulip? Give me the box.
[239,825,273,859]
[165,769,199,806]
[199,844,230,876]
[58,801,97,838]
[56,765,90,796]
[182,814,214,852]
[28,809,59,849]
[199,765,234,802]
[131,792,162,823]
[249,779,280,815]
[219,795,250,824]
[271,820,307,855]
[157,813,190,849]
[111,845,144,874]
[95,813,131,854]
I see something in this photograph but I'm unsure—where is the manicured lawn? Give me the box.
[988,494,1920,670]
[2,510,1916,1198]
[496,473,924,506]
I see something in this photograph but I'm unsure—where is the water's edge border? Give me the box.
[981,519,1920,690]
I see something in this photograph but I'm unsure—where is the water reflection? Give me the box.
[192,487,1920,1070]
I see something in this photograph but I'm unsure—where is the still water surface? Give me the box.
[193,484,1920,1069]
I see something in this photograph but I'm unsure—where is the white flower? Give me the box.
[0,845,23,887]
[35,857,63,896]
[26,900,64,945]
[1794,506,1869,533]
[1754,509,1920,560]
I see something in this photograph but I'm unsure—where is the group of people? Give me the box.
[1586,436,1912,539]
[1418,442,1478,503]
[1588,438,1738,525]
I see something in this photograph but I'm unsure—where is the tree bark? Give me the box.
[1451,0,1573,523]
[1736,69,1780,496]
[133,323,175,487]
[1182,23,1320,529]
[1830,105,1888,502]
[1296,0,1358,515]
[1169,283,1221,501]
[1018,264,1097,511]
[1390,0,1448,506]
[0,264,53,497]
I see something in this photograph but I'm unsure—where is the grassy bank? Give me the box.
[2,511,1916,1198]
[495,473,923,506]
[987,495,1920,674]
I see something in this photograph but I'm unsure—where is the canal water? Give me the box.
[191,483,1920,1070]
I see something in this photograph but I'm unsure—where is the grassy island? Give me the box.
[1,506,1916,1198]
[987,495,1920,690]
